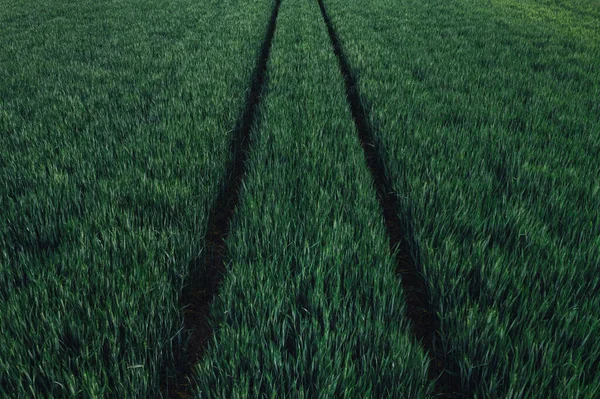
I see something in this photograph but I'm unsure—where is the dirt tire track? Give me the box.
[159,0,282,397]
[317,0,463,396]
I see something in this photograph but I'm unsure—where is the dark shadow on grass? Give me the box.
[317,0,464,396]
[158,0,281,397]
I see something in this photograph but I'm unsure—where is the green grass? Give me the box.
[322,0,600,397]
[191,0,431,397]
[0,0,273,396]
[497,0,600,30]
[2,0,598,397]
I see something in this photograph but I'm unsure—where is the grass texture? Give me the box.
[191,0,431,397]
[322,0,600,397]
[0,0,273,396]
[2,0,598,397]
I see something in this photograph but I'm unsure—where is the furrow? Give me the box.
[159,0,282,397]
[317,0,462,396]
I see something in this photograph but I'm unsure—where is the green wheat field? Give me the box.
[1,0,598,397]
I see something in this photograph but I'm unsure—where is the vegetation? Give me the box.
[0,0,273,396]
[192,0,430,397]
[322,0,600,396]
[2,0,598,397]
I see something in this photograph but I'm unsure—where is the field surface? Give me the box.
[1,0,598,398]
[323,0,600,396]
[0,0,273,396]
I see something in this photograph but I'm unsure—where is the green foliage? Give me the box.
[0,0,273,396]
[192,0,431,397]
[323,0,600,397]
[3,0,598,396]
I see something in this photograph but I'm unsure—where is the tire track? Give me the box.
[317,0,463,396]
[159,0,281,397]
